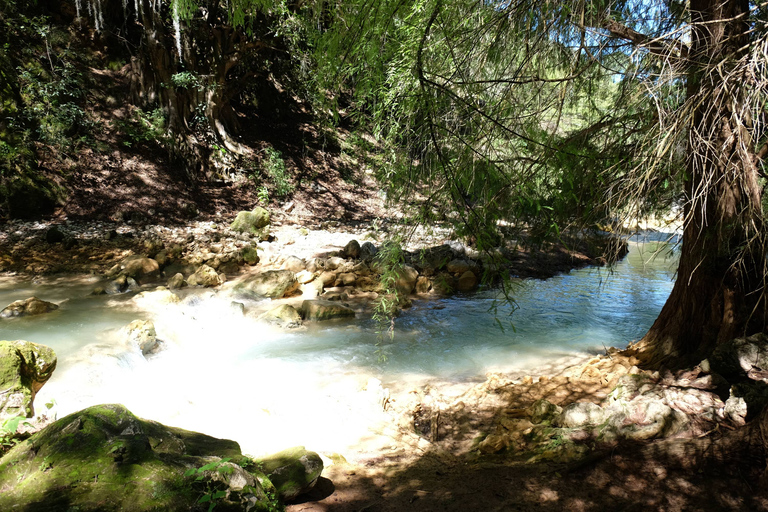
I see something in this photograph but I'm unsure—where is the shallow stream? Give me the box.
[0,239,678,459]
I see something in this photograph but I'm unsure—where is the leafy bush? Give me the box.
[262,147,294,198]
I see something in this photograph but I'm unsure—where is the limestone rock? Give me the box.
[0,404,281,512]
[325,256,346,271]
[230,207,271,240]
[300,279,324,299]
[282,255,305,272]
[431,272,456,296]
[119,255,160,283]
[457,270,478,291]
[241,245,260,265]
[711,333,768,382]
[167,273,186,290]
[260,305,302,329]
[343,239,361,259]
[0,297,58,319]
[235,270,299,299]
[529,399,562,424]
[415,276,432,294]
[122,320,159,355]
[187,264,224,287]
[446,259,471,275]
[300,300,355,321]
[296,270,315,285]
[0,340,56,420]
[414,245,454,274]
[132,288,180,308]
[395,265,419,296]
[336,272,357,287]
[556,402,606,428]
[319,271,337,286]
[256,446,324,501]
[359,241,378,262]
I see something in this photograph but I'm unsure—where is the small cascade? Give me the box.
[96,0,105,31]
[75,0,81,19]
[134,0,139,19]
[123,0,128,20]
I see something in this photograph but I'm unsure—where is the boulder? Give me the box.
[45,225,66,244]
[260,305,302,329]
[415,276,432,294]
[446,259,471,275]
[395,265,419,296]
[121,320,159,355]
[256,446,324,501]
[300,279,324,299]
[336,272,357,287]
[235,270,299,299]
[711,333,768,382]
[0,404,284,512]
[119,255,160,283]
[295,270,315,285]
[0,297,58,319]
[431,272,456,295]
[343,239,361,259]
[319,271,337,286]
[282,255,305,273]
[325,256,346,271]
[359,241,378,262]
[187,264,224,287]
[230,207,271,240]
[0,340,56,420]
[241,245,260,265]
[555,402,606,428]
[166,273,186,290]
[457,270,478,292]
[414,245,454,274]
[300,300,355,321]
[132,288,180,308]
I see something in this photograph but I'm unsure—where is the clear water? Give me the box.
[0,240,677,457]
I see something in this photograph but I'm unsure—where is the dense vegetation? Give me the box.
[1,0,767,367]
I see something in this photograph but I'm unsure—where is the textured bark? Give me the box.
[630,0,767,368]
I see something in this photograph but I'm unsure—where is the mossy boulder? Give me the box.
[231,208,271,240]
[256,446,323,501]
[0,340,57,421]
[0,404,279,512]
[234,270,299,299]
[0,296,59,318]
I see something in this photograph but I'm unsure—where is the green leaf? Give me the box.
[198,495,212,503]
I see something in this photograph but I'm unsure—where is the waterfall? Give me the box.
[123,0,128,20]
[75,0,81,19]
[134,0,139,19]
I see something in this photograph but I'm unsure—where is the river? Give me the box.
[0,238,677,459]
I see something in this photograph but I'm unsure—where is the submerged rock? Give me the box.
[300,299,355,321]
[0,297,59,318]
[0,340,56,420]
[121,320,159,355]
[260,304,302,329]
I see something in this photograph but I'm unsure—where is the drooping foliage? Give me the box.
[316,0,768,363]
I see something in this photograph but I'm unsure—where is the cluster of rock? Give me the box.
[85,207,487,329]
[462,334,768,463]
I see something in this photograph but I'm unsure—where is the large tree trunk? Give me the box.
[629,0,767,368]
[128,0,252,180]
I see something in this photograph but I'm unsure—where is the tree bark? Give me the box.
[629,0,767,368]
